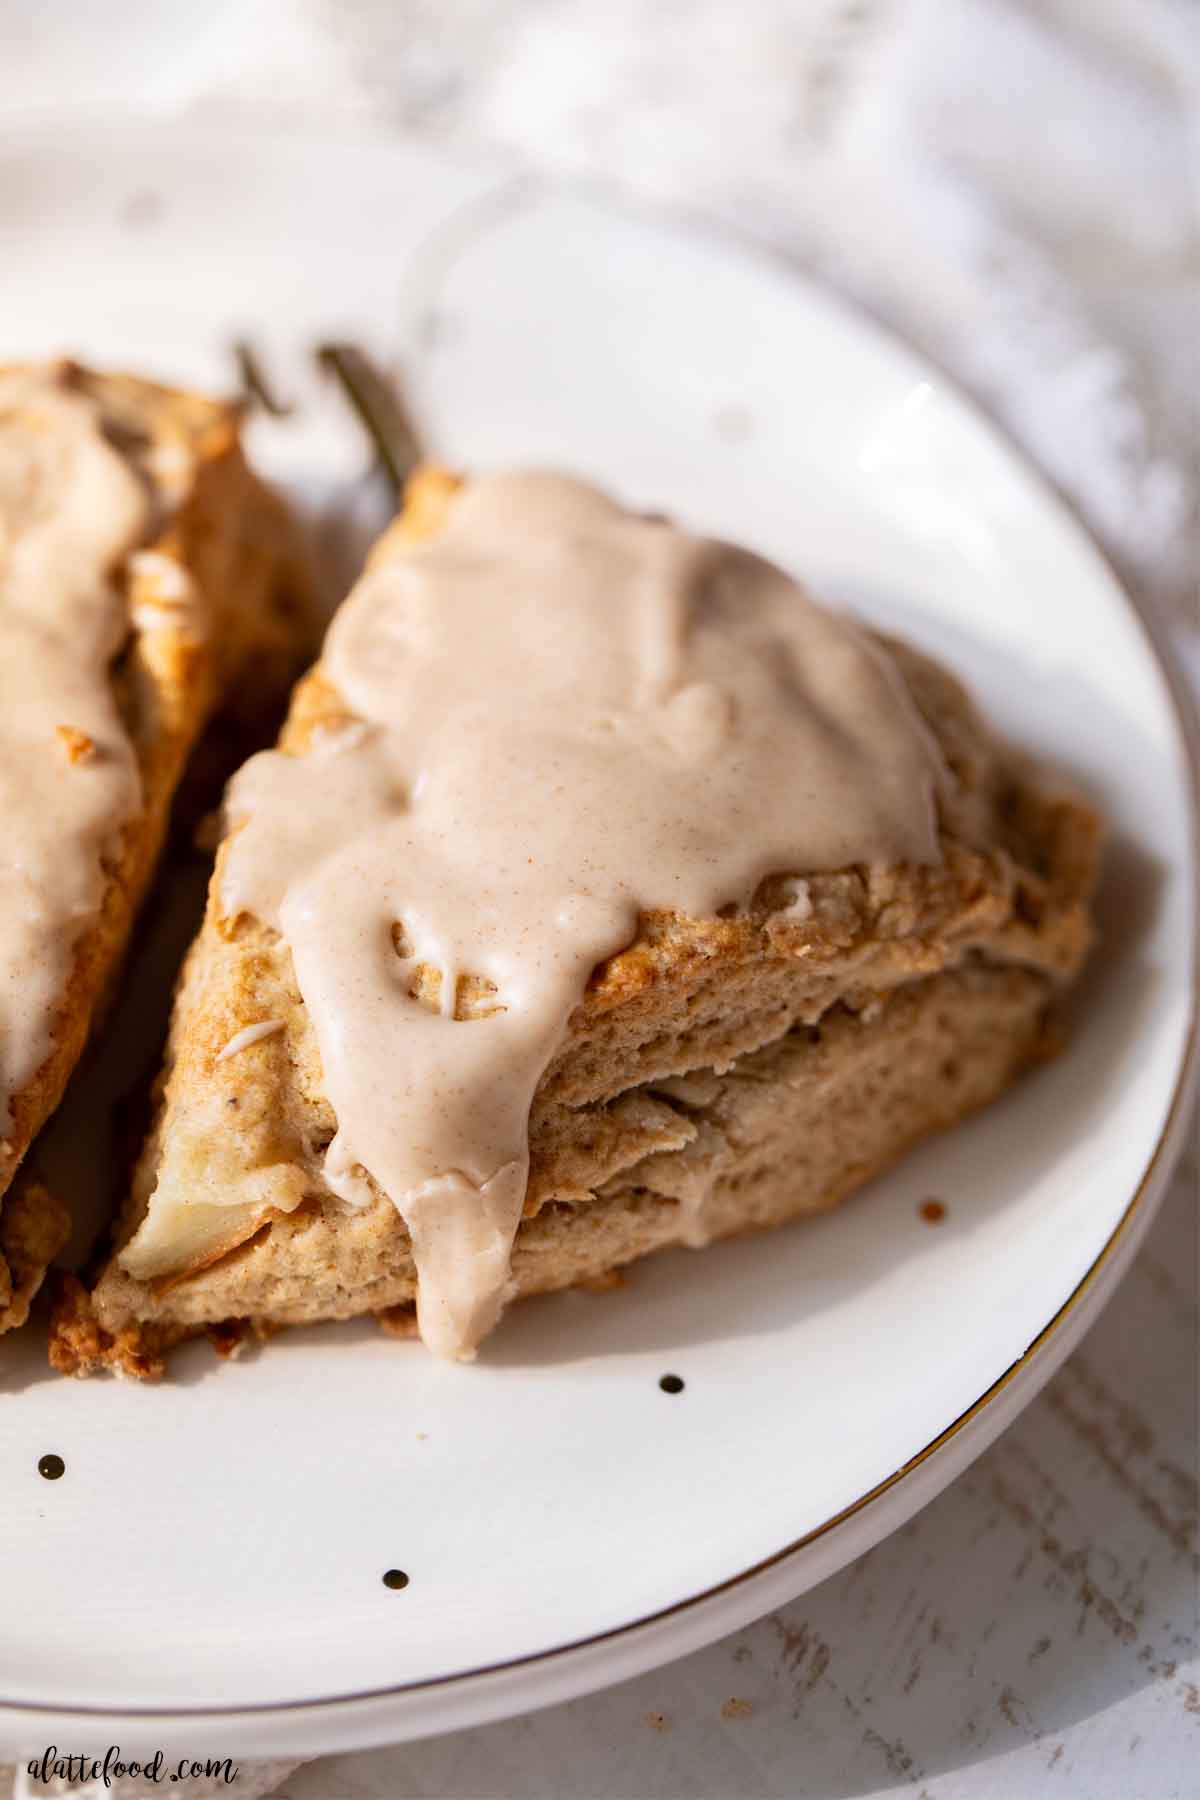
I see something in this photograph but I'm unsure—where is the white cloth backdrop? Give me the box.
[0,1,1194,1795]
[2,0,1196,625]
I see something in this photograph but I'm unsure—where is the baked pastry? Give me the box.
[0,360,310,1332]
[52,467,1100,1376]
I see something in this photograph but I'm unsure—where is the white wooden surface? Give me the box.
[269,1151,1196,1799]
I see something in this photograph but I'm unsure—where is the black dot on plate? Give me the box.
[659,1374,685,1395]
[37,1453,65,1481]
[382,1568,410,1591]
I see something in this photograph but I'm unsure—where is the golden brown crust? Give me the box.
[0,363,313,1330]
[48,1274,173,1380]
[57,958,1064,1375]
[0,1181,71,1333]
[62,465,1103,1375]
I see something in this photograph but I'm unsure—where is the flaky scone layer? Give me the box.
[53,468,1101,1373]
[0,363,311,1333]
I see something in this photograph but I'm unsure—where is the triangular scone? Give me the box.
[53,467,1100,1376]
[0,362,311,1333]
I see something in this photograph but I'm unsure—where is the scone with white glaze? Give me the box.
[51,467,1100,1376]
[0,361,311,1332]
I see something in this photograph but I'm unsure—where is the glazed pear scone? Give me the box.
[52,467,1100,1376]
[0,361,310,1332]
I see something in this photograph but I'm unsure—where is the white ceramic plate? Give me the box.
[0,127,1194,1760]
